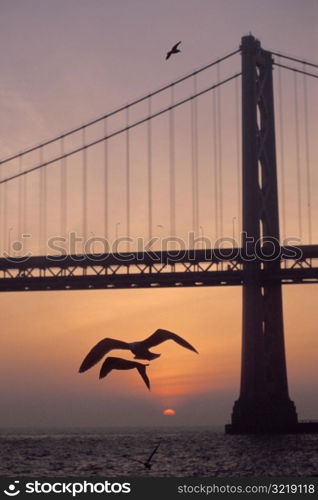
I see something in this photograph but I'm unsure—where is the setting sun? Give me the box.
[163,408,176,415]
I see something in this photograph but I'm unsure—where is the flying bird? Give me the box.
[99,356,150,390]
[143,440,161,469]
[123,440,161,469]
[79,328,198,373]
[166,41,181,60]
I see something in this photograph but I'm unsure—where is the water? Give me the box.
[0,427,317,477]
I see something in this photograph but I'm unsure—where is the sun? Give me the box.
[163,408,176,415]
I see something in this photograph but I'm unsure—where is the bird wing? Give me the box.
[143,329,198,353]
[99,357,118,379]
[172,41,181,50]
[165,51,171,60]
[79,338,129,373]
[146,440,161,463]
[136,363,151,390]
[99,357,151,389]
[99,356,136,378]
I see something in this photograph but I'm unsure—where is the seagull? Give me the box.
[142,439,161,469]
[99,356,150,390]
[79,329,198,373]
[123,440,161,469]
[166,41,181,60]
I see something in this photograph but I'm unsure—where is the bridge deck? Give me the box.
[0,246,317,292]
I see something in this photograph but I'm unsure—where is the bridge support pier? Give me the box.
[226,35,298,434]
[227,280,298,433]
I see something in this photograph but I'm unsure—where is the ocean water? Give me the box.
[0,427,317,477]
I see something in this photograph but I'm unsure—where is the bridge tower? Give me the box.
[226,35,298,433]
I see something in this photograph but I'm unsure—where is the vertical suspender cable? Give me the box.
[191,74,199,237]
[293,72,302,241]
[3,170,7,254]
[82,127,87,249]
[213,84,219,241]
[217,63,223,239]
[23,156,27,255]
[169,85,176,239]
[18,155,23,250]
[277,59,286,242]
[303,65,312,244]
[39,147,42,253]
[191,83,195,235]
[147,97,153,242]
[43,148,47,254]
[104,119,109,245]
[235,76,241,244]
[195,79,199,238]
[1,167,7,255]
[0,171,2,255]
[61,136,67,244]
[39,145,46,254]
[126,107,130,250]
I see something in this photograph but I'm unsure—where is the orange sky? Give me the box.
[0,283,317,427]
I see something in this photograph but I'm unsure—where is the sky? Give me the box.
[0,0,317,429]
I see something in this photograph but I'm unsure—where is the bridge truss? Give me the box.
[0,245,317,292]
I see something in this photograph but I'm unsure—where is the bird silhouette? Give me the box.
[123,440,161,469]
[166,41,181,60]
[79,329,198,373]
[142,439,161,469]
[99,356,150,390]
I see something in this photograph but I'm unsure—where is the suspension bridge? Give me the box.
[1,35,317,433]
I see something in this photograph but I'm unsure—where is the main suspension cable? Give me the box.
[274,62,318,79]
[0,73,241,186]
[271,51,318,69]
[0,49,240,166]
